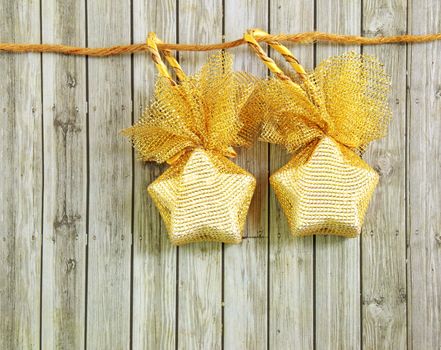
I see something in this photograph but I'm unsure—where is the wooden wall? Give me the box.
[0,0,440,348]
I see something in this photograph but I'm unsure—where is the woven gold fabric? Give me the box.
[149,149,255,244]
[271,137,379,237]
[123,52,258,245]
[259,52,391,237]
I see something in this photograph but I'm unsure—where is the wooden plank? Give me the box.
[86,1,132,348]
[408,0,441,347]
[361,0,407,348]
[0,1,42,349]
[314,0,362,348]
[268,1,315,349]
[131,0,177,349]
[40,1,87,349]
[176,1,223,348]
[223,1,268,349]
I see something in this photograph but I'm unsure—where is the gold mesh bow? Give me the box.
[123,33,258,245]
[245,29,391,237]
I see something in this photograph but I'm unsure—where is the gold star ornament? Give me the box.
[123,52,260,245]
[270,137,379,237]
[148,149,255,244]
[247,38,392,237]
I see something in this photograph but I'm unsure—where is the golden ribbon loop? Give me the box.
[250,29,307,79]
[243,29,295,84]
[147,32,186,84]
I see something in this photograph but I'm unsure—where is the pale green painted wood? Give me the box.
[41,1,87,349]
[223,1,268,348]
[86,0,133,348]
[362,0,408,348]
[131,0,177,349]
[0,1,42,349]
[408,0,441,347]
[1,0,441,348]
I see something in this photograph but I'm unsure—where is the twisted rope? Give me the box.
[147,32,186,85]
[1,32,441,57]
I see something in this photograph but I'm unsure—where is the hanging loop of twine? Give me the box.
[147,32,186,84]
[249,29,307,80]
[244,28,312,91]
[244,29,294,83]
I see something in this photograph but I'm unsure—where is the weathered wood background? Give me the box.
[0,0,440,349]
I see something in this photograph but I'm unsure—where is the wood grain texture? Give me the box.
[41,1,87,349]
[2,0,441,348]
[362,0,408,348]
[176,1,223,349]
[131,0,177,349]
[268,0,315,349]
[223,2,268,348]
[86,0,132,349]
[314,0,362,348]
[0,1,42,349]
[408,0,441,348]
